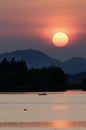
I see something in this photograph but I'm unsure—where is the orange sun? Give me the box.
[52,32,69,47]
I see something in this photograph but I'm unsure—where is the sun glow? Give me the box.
[52,32,69,47]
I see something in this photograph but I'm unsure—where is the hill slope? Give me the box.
[0,49,86,74]
[62,57,86,74]
[0,49,62,68]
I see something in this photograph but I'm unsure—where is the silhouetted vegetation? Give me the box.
[0,58,69,91]
[0,58,85,92]
[81,78,86,90]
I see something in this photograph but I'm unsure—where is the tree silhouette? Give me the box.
[0,58,9,73]
[0,59,69,91]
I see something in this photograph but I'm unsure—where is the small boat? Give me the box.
[38,92,47,95]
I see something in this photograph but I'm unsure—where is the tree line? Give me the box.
[0,58,85,91]
[0,58,27,73]
[0,58,69,91]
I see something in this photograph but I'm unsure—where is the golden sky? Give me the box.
[0,0,85,39]
[0,0,86,60]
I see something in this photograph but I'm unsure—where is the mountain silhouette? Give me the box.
[0,49,86,74]
[62,57,86,74]
[0,49,61,68]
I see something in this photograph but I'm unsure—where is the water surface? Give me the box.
[0,91,86,130]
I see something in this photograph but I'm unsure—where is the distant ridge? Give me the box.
[62,57,86,74]
[0,49,86,74]
[0,49,62,68]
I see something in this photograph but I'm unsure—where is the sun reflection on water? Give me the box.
[0,121,86,128]
[51,121,86,128]
[52,105,68,110]
[51,121,70,128]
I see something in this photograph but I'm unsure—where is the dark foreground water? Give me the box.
[0,91,86,130]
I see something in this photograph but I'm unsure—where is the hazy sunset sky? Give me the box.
[0,0,86,60]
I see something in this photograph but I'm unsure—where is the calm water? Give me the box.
[0,91,86,130]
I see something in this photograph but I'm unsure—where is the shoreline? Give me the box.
[0,90,85,94]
